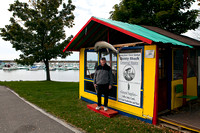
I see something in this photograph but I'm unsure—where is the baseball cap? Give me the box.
[100,57,106,60]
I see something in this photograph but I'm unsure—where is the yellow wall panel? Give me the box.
[171,79,183,109]
[143,45,157,118]
[79,47,156,120]
[171,48,198,110]
[187,77,197,96]
[82,91,144,117]
[171,77,197,109]
[79,48,85,99]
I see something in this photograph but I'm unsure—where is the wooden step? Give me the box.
[87,104,118,118]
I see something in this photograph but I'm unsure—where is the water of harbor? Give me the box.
[0,69,79,82]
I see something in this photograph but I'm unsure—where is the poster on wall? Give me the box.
[118,52,142,107]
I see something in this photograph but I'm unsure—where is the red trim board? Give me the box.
[153,46,159,125]
[75,25,105,50]
[63,17,94,52]
[183,48,188,104]
[107,28,109,43]
[72,23,98,50]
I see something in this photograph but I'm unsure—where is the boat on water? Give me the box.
[87,64,95,70]
[71,63,79,70]
[17,65,29,70]
[0,65,3,70]
[49,67,56,71]
[67,65,79,70]
[37,65,45,70]
[18,66,28,70]
[3,64,18,71]
[72,66,79,70]
[0,61,4,70]
[1,62,80,71]
[57,65,68,71]
[28,66,39,71]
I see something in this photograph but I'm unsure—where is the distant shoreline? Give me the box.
[0,60,80,63]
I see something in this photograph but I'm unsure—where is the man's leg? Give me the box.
[97,85,102,106]
[103,84,109,107]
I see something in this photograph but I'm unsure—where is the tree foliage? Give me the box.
[0,0,75,81]
[110,0,199,34]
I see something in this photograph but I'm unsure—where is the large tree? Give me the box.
[0,0,75,81]
[110,0,200,34]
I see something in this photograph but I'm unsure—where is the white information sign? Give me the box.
[118,52,142,107]
[145,50,155,58]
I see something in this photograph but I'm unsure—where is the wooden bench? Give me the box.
[175,84,198,111]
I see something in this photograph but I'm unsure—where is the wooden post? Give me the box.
[183,48,188,104]
[107,28,112,66]
[107,28,109,43]
[110,53,112,67]
[153,45,159,125]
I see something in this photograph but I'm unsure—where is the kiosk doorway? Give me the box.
[158,48,172,113]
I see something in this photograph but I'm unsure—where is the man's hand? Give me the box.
[94,84,97,88]
[109,85,112,89]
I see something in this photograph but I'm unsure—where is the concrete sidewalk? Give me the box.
[0,86,82,133]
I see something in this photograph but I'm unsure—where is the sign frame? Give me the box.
[117,46,144,108]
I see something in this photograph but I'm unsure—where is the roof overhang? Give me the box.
[63,17,193,52]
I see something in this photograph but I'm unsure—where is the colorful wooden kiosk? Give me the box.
[63,17,200,125]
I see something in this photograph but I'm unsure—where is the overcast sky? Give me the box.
[0,0,199,61]
[0,0,120,61]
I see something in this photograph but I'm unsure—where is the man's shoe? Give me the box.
[96,106,101,110]
[104,107,108,111]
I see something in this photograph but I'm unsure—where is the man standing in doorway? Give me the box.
[94,57,113,111]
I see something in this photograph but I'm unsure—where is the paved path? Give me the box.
[0,86,82,133]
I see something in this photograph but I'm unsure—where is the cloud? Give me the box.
[1,0,199,61]
[66,0,120,36]
[0,0,120,60]
[5,0,200,60]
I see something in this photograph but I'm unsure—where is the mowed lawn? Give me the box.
[0,81,173,133]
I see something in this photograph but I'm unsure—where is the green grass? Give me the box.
[0,81,173,133]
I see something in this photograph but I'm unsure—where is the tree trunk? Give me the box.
[44,60,51,81]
